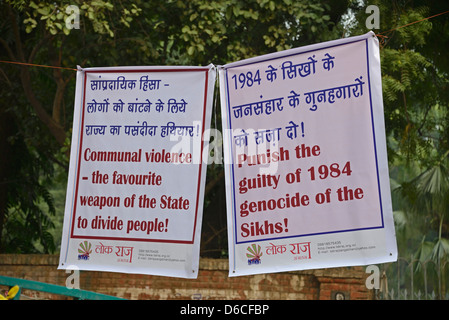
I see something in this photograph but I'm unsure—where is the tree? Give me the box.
[0,0,354,253]
[347,0,449,296]
[0,77,57,252]
[0,0,142,252]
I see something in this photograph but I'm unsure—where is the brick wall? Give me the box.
[0,254,372,300]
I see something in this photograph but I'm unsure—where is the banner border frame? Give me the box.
[67,67,211,245]
[222,37,386,246]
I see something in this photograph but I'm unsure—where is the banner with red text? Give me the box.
[219,32,397,276]
[58,65,216,278]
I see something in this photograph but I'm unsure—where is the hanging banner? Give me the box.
[219,32,397,276]
[59,65,216,278]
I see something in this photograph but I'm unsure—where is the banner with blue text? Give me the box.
[219,32,397,276]
[58,65,216,278]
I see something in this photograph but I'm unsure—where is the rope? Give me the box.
[1,10,448,70]
[376,9,449,44]
[0,60,76,71]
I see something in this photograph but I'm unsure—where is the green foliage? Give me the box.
[22,1,141,37]
[1,0,346,254]
[345,1,449,285]
[0,98,57,253]
[173,0,337,64]
[381,48,431,103]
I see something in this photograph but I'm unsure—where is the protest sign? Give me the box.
[219,32,397,276]
[58,65,216,278]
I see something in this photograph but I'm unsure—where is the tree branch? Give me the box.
[204,169,224,196]
[0,37,16,60]
[28,34,52,63]
[8,4,67,147]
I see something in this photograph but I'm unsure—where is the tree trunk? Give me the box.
[8,4,67,147]
[0,109,17,252]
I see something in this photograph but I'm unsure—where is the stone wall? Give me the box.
[0,254,372,300]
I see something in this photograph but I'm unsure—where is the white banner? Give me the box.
[58,65,216,278]
[219,32,397,276]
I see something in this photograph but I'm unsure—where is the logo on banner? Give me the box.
[77,241,92,260]
[246,244,263,265]
[291,242,312,261]
[95,242,134,263]
[264,241,312,261]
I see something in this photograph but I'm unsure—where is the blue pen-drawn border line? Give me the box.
[224,37,385,245]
